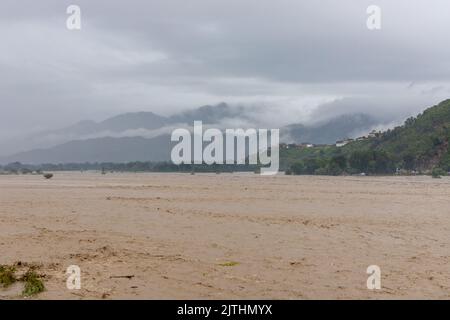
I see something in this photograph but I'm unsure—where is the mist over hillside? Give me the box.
[0,101,395,164]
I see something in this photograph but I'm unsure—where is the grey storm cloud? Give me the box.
[1,0,450,138]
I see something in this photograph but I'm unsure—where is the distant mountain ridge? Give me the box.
[40,111,169,136]
[3,135,172,164]
[284,113,376,144]
[0,103,383,164]
[49,103,244,137]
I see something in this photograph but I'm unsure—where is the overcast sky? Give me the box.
[1,0,450,138]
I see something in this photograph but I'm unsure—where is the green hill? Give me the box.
[282,99,450,175]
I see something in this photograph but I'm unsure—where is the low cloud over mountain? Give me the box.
[1,102,399,164]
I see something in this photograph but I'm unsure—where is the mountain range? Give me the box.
[0,103,382,164]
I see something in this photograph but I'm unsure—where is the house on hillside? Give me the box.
[336,138,354,147]
[368,130,381,138]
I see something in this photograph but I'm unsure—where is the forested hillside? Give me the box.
[283,99,450,175]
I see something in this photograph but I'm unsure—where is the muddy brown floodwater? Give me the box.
[0,172,449,299]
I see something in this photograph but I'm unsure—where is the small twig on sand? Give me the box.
[109,275,135,279]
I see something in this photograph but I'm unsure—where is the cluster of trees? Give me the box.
[0,161,258,174]
[287,150,397,175]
